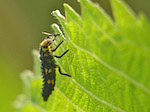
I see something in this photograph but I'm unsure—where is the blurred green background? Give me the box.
[0,0,150,112]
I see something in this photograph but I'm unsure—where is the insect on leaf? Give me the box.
[14,0,150,112]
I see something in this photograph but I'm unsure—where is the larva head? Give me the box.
[41,33,60,49]
[40,38,53,49]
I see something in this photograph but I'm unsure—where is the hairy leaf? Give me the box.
[15,0,150,112]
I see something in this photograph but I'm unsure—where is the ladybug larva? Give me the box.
[40,32,71,101]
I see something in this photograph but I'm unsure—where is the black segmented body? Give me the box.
[40,54,56,101]
[39,33,71,101]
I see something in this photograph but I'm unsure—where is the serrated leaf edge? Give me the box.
[52,9,150,96]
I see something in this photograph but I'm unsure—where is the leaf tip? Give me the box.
[63,3,69,8]
[32,49,39,57]
[51,10,65,20]
[51,23,65,39]
[20,70,34,81]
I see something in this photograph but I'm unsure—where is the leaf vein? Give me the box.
[71,79,126,112]
[57,63,126,112]
[56,87,85,112]
[69,39,150,95]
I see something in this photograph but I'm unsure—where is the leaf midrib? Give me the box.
[56,61,126,112]
[69,39,150,95]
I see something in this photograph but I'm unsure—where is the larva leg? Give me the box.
[52,41,63,52]
[58,66,71,77]
[54,50,69,58]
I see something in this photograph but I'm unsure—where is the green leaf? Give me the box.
[15,0,150,112]
[32,50,41,77]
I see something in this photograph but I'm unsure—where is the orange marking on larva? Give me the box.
[48,69,52,73]
[44,54,49,57]
[51,80,54,84]
[48,80,51,84]
[45,68,48,75]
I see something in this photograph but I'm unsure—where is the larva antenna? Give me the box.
[42,32,60,38]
